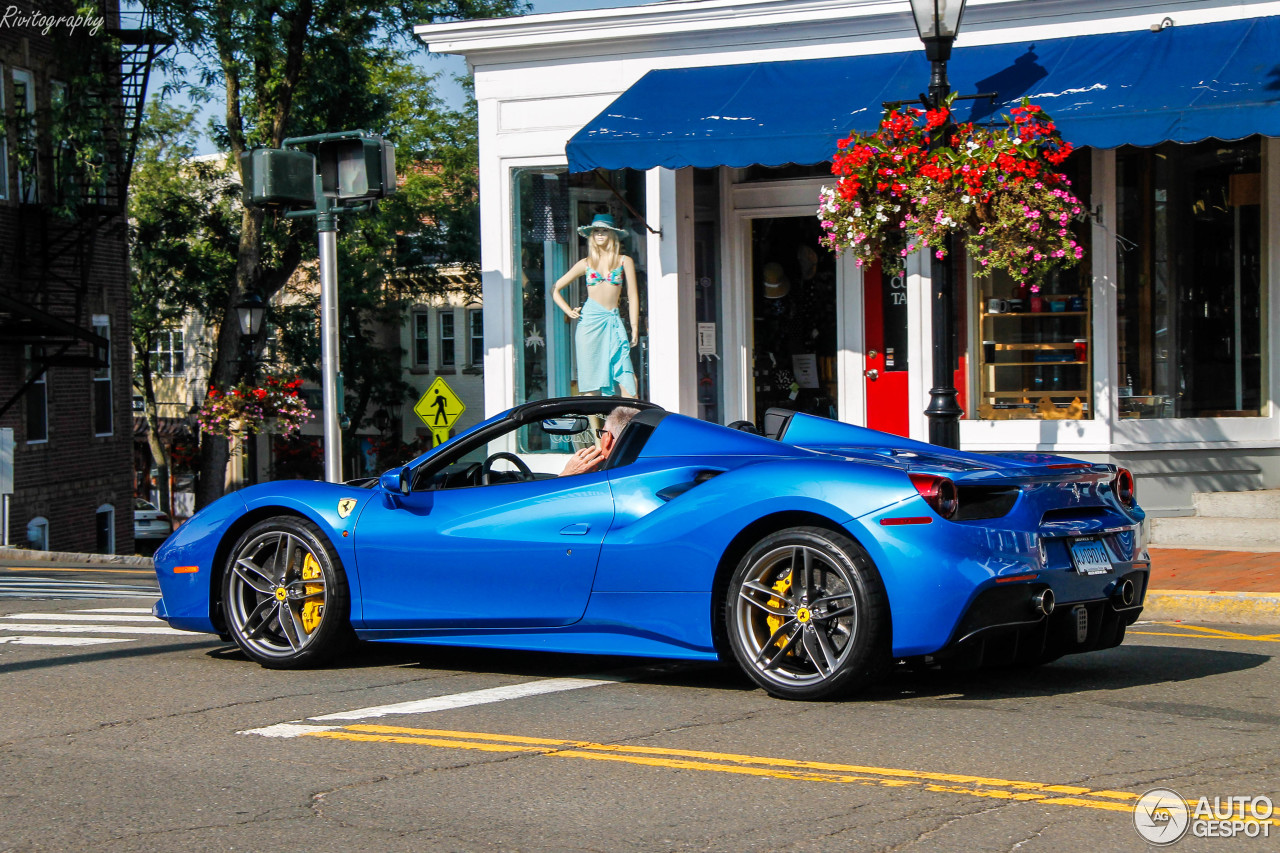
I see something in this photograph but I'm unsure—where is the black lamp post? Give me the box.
[235,292,266,483]
[909,0,967,449]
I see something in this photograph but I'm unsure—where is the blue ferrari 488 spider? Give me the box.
[154,397,1148,700]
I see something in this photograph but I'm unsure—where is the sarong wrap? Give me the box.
[574,298,637,396]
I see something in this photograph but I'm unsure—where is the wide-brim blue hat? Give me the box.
[577,213,627,237]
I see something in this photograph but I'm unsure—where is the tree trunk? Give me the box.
[139,362,171,521]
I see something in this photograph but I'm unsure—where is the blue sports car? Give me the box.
[153,397,1148,700]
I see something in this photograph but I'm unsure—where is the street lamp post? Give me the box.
[235,292,266,484]
[909,0,968,449]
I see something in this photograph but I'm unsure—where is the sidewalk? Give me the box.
[1145,547,1280,625]
[1,546,1277,624]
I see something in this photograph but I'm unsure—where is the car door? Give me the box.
[353,469,615,629]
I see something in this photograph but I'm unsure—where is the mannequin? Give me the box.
[553,213,640,396]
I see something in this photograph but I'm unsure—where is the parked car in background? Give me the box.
[134,498,172,554]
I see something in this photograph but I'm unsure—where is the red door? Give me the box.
[863,262,911,436]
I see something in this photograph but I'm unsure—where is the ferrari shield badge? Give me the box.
[337,498,357,519]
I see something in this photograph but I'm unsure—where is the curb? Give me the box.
[0,547,154,569]
[1143,590,1280,625]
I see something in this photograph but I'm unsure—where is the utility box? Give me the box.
[0,428,12,547]
[317,137,396,202]
[240,148,317,208]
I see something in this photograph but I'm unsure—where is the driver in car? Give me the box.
[560,406,641,476]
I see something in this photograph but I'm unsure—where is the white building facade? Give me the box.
[417,0,1280,515]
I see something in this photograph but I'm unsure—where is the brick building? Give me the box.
[0,0,167,553]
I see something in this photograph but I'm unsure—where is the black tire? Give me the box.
[725,526,889,700]
[221,516,353,669]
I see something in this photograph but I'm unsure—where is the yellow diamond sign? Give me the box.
[414,377,465,446]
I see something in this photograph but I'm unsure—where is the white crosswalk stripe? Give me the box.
[0,576,158,600]
[0,607,178,648]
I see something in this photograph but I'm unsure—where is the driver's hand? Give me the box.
[560,445,604,476]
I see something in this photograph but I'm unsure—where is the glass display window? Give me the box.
[975,153,1093,421]
[512,168,649,451]
[1116,138,1264,419]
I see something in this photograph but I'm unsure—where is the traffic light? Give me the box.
[239,148,317,208]
[317,136,396,202]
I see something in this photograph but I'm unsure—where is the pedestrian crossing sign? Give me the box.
[414,377,465,446]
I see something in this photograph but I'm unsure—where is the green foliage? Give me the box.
[136,0,525,503]
[128,101,240,376]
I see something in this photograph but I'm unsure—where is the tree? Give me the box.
[128,102,239,516]
[144,0,525,508]
[272,66,484,466]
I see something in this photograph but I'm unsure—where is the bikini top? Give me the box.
[586,264,624,286]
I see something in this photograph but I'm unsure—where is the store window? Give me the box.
[750,216,838,426]
[975,153,1093,420]
[693,169,724,423]
[469,308,483,366]
[413,312,430,367]
[25,347,47,443]
[439,311,456,368]
[512,168,648,409]
[1117,138,1264,419]
[92,316,112,436]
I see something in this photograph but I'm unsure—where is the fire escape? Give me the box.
[0,15,172,419]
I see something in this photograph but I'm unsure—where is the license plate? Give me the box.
[1070,538,1112,575]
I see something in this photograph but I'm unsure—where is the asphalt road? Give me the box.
[0,566,1276,852]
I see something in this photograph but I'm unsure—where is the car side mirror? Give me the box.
[379,467,412,496]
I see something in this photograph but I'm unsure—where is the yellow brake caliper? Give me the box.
[766,571,793,649]
[300,554,324,634]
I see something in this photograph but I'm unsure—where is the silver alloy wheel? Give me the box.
[732,544,859,689]
[224,529,330,661]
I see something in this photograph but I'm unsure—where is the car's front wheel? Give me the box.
[726,526,889,700]
[221,516,352,668]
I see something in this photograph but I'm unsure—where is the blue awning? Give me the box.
[567,16,1280,172]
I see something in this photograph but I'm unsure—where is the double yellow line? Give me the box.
[305,724,1280,822]
[1130,622,1280,643]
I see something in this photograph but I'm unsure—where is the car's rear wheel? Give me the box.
[726,526,889,700]
[222,516,352,668]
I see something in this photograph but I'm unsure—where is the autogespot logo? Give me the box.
[1134,788,1191,846]
[1134,788,1275,844]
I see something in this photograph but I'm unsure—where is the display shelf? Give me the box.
[977,282,1093,421]
[984,311,1088,318]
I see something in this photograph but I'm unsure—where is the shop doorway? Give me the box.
[749,217,838,427]
[862,262,911,437]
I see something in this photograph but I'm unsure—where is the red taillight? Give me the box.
[909,473,959,520]
[1115,468,1135,508]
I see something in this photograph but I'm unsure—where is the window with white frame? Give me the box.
[12,68,37,203]
[95,504,114,554]
[25,347,47,443]
[92,316,113,436]
[26,516,48,550]
[440,311,456,368]
[150,328,185,376]
[468,308,483,366]
[413,311,430,367]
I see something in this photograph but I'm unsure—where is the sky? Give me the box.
[150,0,644,155]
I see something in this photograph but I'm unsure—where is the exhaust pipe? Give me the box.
[1113,578,1136,607]
[1031,588,1055,616]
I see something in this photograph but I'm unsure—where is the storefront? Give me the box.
[416,0,1280,514]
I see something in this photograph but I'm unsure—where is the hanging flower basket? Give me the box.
[197,374,313,439]
[818,97,1085,289]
